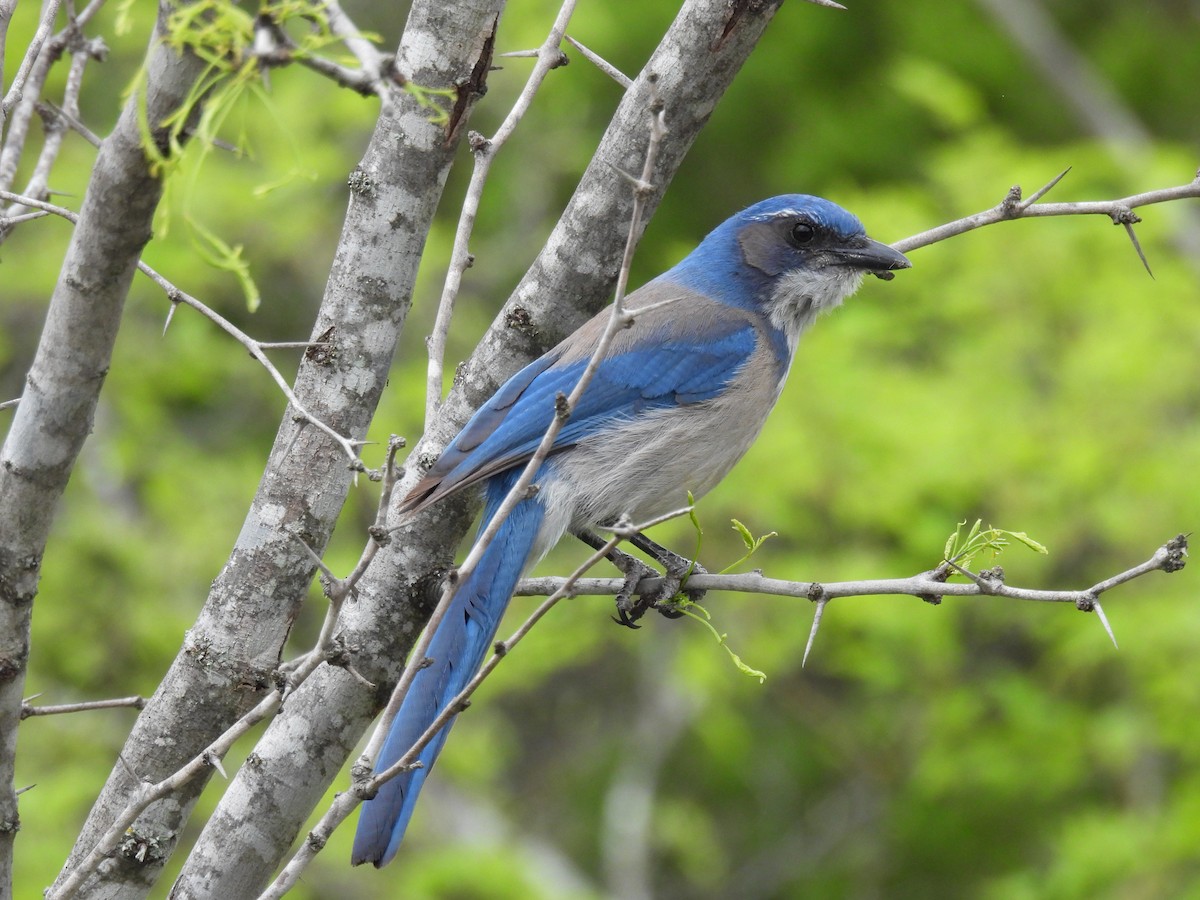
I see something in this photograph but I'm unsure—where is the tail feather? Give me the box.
[352,475,544,867]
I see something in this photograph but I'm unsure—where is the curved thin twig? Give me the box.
[895,170,1200,255]
[0,190,365,465]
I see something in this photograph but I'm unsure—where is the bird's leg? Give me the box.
[573,528,707,628]
[625,530,708,614]
[574,529,657,628]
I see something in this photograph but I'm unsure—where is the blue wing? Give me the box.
[403,298,760,512]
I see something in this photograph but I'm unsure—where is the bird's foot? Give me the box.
[573,528,707,628]
[614,534,708,627]
[610,550,658,629]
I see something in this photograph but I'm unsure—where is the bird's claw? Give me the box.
[612,555,656,628]
[574,526,707,627]
[611,550,706,627]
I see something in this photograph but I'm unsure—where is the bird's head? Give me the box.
[665,194,910,342]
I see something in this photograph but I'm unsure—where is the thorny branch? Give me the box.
[0,0,105,223]
[894,168,1200,273]
[0,0,63,125]
[0,190,365,465]
[424,0,577,424]
[515,534,1189,666]
[45,427,412,900]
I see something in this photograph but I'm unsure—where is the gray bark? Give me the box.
[166,0,786,895]
[53,2,505,897]
[0,6,209,897]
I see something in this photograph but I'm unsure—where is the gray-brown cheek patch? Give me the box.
[737,221,789,276]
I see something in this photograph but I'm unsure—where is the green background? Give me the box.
[3,1,1199,897]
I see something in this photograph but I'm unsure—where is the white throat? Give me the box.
[767,267,865,355]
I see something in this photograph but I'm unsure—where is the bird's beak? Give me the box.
[832,238,912,281]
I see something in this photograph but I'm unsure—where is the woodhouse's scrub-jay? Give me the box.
[352,194,911,866]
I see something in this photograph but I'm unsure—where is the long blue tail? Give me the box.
[352,473,544,867]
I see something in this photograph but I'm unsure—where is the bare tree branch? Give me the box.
[893,171,1200,255]
[19,696,145,719]
[424,0,576,425]
[170,3,797,895]
[0,190,366,462]
[0,3,211,891]
[252,0,394,99]
[514,534,1187,606]
[141,4,506,897]
[0,0,61,124]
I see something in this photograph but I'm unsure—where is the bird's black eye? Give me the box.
[789,221,816,245]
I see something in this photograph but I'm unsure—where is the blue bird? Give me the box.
[352,194,910,866]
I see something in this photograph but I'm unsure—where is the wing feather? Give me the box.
[402,286,765,514]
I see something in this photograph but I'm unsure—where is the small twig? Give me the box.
[252,5,387,98]
[300,434,407,657]
[294,537,339,583]
[423,0,579,425]
[288,484,401,692]
[38,98,102,148]
[49,652,331,900]
[0,398,18,411]
[8,28,100,218]
[0,0,62,121]
[0,189,366,465]
[257,340,330,350]
[321,0,386,87]
[139,267,367,464]
[894,173,1200,255]
[0,209,49,226]
[20,695,146,719]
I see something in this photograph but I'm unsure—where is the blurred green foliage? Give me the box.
[3,0,1200,897]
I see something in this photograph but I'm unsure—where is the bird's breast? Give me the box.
[540,338,788,530]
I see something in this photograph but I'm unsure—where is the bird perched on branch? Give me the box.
[352,194,910,866]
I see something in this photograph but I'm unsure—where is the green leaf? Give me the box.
[676,605,766,684]
[1007,531,1050,554]
[942,520,1050,573]
[720,519,777,574]
[732,518,755,552]
[186,216,261,312]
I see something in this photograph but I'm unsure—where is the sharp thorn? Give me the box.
[802,598,827,668]
[1092,601,1119,650]
[162,302,178,337]
[206,750,229,780]
[1123,222,1154,278]
[1021,166,1072,208]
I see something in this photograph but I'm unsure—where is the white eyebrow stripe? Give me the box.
[748,208,804,221]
